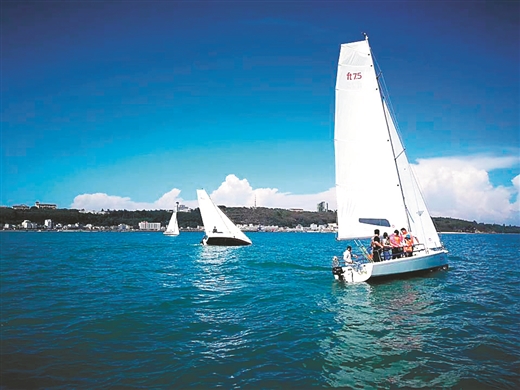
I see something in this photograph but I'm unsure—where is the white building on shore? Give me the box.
[22,220,38,229]
[138,221,161,231]
[35,201,57,209]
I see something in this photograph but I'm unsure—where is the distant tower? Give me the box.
[317,201,328,212]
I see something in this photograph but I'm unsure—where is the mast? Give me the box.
[368,37,412,232]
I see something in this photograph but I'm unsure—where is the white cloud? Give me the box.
[70,155,519,225]
[71,188,185,211]
[412,155,519,225]
[208,174,336,210]
[154,189,183,209]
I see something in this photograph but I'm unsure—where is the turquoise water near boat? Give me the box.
[1,231,519,389]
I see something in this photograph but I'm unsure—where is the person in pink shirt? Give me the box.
[389,229,402,259]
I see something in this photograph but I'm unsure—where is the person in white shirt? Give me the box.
[343,246,357,264]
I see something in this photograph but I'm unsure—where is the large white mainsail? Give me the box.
[334,37,439,248]
[196,189,252,246]
[335,38,407,240]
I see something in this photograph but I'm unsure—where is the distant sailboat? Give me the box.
[332,35,448,282]
[164,202,180,236]
[197,189,252,246]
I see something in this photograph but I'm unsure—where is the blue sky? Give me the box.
[1,1,519,225]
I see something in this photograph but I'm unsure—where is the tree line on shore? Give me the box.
[0,207,518,233]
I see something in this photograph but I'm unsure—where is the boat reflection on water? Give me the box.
[192,245,245,294]
[370,281,432,350]
[321,279,452,388]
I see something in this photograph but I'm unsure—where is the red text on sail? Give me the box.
[346,72,362,80]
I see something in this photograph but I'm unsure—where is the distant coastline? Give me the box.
[2,230,518,235]
[1,207,519,234]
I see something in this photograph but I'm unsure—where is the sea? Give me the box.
[1,231,519,389]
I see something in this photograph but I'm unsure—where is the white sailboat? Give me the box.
[163,202,180,236]
[196,189,252,246]
[332,35,448,282]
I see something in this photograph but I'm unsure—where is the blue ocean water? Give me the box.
[1,231,519,389]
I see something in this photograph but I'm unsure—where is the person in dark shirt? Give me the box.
[371,235,384,262]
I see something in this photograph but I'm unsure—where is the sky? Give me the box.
[1,0,519,225]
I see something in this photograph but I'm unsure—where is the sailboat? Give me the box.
[196,189,252,246]
[332,35,448,282]
[163,202,180,236]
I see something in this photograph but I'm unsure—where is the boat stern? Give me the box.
[332,261,373,283]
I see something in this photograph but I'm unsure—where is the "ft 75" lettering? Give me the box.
[346,72,362,80]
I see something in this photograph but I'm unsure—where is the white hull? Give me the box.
[370,250,448,278]
[333,263,373,283]
[163,232,179,236]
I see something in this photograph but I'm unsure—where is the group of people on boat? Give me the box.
[370,228,418,262]
[342,228,418,264]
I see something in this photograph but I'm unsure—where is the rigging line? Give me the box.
[374,60,435,240]
[372,54,405,143]
[407,163,433,240]
[379,75,400,130]
[374,56,431,238]
[394,149,405,160]
[374,74,412,231]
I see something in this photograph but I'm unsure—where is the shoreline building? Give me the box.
[22,220,38,229]
[35,201,57,210]
[138,221,161,231]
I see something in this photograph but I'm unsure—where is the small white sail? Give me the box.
[164,208,179,236]
[196,189,252,246]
